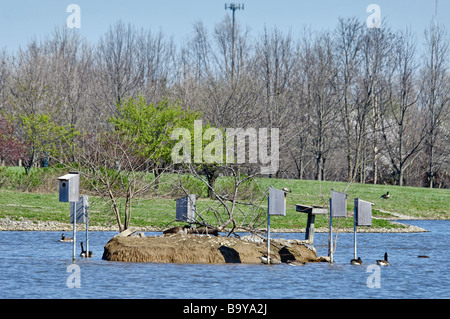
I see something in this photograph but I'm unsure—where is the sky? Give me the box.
[0,0,448,53]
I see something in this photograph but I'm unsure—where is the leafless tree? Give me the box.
[420,22,450,187]
[381,29,426,186]
[74,131,161,232]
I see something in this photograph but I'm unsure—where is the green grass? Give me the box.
[1,173,449,231]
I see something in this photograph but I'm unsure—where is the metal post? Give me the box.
[267,196,271,265]
[328,198,333,263]
[72,201,76,261]
[85,196,89,257]
[354,204,357,260]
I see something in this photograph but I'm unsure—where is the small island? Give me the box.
[102,228,323,265]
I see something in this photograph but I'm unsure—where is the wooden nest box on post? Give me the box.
[295,204,327,245]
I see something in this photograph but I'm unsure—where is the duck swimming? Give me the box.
[80,242,93,258]
[377,252,390,266]
[59,233,73,242]
[350,257,363,265]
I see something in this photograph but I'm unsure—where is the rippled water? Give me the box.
[0,220,449,299]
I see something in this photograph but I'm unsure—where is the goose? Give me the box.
[381,192,390,199]
[260,254,281,265]
[80,242,93,258]
[59,233,73,242]
[377,252,390,266]
[163,225,190,235]
[350,257,363,265]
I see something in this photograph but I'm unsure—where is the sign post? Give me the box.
[266,187,289,264]
[353,198,373,259]
[328,190,348,263]
[58,172,80,261]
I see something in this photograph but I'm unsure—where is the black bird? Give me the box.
[80,242,93,258]
[350,257,363,265]
[381,191,390,199]
[377,252,390,266]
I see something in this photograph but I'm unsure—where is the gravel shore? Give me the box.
[0,216,428,233]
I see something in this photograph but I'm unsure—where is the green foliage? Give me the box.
[109,95,202,166]
[17,113,79,173]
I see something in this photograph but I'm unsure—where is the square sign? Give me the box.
[176,195,196,223]
[268,187,286,216]
[70,195,88,224]
[355,198,373,226]
[331,190,347,218]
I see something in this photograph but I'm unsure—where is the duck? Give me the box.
[260,254,281,265]
[381,191,390,199]
[80,242,93,258]
[350,257,363,265]
[59,233,73,242]
[377,252,390,266]
[163,225,190,235]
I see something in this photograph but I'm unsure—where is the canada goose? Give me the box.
[163,225,190,235]
[80,242,93,258]
[377,252,390,266]
[260,254,281,265]
[59,233,73,242]
[381,192,390,199]
[350,257,363,265]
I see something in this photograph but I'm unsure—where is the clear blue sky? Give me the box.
[0,1,448,53]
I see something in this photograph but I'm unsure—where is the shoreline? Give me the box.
[0,216,429,233]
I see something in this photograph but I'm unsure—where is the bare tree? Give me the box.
[334,17,364,182]
[381,29,426,186]
[420,22,450,187]
[74,131,160,232]
[299,31,339,181]
[95,21,146,113]
[179,163,266,236]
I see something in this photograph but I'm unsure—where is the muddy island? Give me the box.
[102,228,323,265]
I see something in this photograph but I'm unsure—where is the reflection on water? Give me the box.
[0,220,449,299]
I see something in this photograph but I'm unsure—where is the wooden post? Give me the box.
[305,212,316,244]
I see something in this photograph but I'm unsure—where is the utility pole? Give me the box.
[225,3,244,82]
[434,0,438,26]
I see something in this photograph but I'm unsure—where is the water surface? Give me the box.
[0,220,448,299]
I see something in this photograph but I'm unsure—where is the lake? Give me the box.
[0,220,449,299]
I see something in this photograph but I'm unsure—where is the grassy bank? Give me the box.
[0,171,448,231]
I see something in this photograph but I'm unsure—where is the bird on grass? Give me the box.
[377,252,390,266]
[80,242,93,258]
[381,192,390,199]
[350,257,363,265]
[59,233,73,242]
